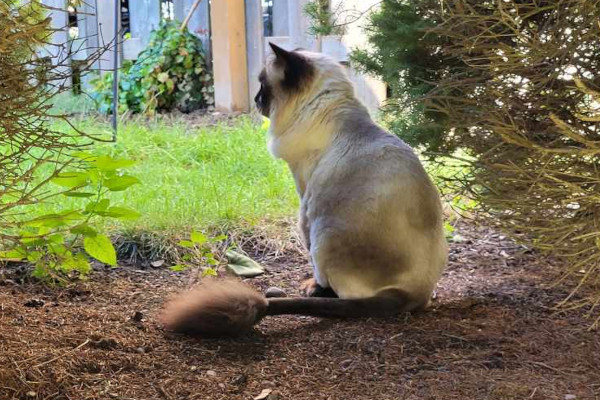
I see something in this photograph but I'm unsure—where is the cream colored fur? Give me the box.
[265,50,447,307]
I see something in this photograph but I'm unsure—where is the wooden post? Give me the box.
[210,0,249,112]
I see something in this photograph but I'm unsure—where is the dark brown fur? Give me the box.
[159,279,268,337]
[160,279,419,337]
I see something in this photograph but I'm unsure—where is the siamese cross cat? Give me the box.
[160,44,448,336]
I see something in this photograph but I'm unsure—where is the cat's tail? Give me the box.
[159,279,419,337]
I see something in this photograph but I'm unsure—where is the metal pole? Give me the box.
[111,0,119,141]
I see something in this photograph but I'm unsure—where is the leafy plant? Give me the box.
[172,230,227,276]
[303,0,346,38]
[1,154,140,283]
[90,20,213,115]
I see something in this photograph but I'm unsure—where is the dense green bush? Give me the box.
[91,20,213,115]
[351,0,452,153]
[353,0,600,324]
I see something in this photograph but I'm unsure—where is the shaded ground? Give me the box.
[1,221,599,400]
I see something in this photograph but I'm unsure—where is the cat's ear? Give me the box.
[269,42,292,61]
[268,42,314,91]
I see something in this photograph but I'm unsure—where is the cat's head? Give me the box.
[254,43,353,118]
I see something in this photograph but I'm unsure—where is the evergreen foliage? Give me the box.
[353,0,600,324]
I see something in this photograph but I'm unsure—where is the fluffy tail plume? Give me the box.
[159,279,416,337]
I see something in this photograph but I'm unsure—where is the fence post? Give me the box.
[210,0,249,112]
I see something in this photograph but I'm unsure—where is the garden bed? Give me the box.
[1,220,598,400]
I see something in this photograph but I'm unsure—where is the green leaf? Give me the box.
[48,243,69,256]
[157,72,169,83]
[170,264,187,271]
[51,172,89,189]
[178,240,194,248]
[84,234,117,266]
[206,254,219,265]
[71,152,98,162]
[32,264,48,280]
[190,231,207,245]
[26,251,43,262]
[86,199,110,213]
[73,253,92,275]
[70,224,98,237]
[202,267,218,277]
[96,206,141,220]
[25,211,85,228]
[59,252,92,276]
[0,248,26,260]
[47,234,65,244]
[94,155,137,171]
[166,79,175,92]
[104,175,140,191]
[63,191,96,198]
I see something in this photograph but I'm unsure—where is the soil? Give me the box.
[1,221,599,400]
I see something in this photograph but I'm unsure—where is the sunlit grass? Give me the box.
[38,115,299,235]
[36,93,470,239]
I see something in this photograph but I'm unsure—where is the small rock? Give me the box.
[265,287,287,298]
[90,338,118,350]
[26,391,36,398]
[190,366,198,371]
[206,370,217,377]
[24,299,45,308]
[231,374,247,385]
[135,347,145,354]
[150,259,165,267]
[451,233,467,243]
[218,383,225,389]
[131,311,144,322]
[565,395,576,400]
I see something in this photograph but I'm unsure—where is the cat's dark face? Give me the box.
[254,70,272,117]
[254,43,315,117]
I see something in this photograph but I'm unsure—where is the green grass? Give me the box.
[32,94,471,240]
[50,91,97,115]
[41,115,299,235]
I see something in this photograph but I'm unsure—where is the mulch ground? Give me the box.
[1,221,599,400]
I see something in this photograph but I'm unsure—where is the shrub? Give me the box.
[3,154,141,282]
[353,0,600,325]
[91,20,214,115]
[0,1,139,283]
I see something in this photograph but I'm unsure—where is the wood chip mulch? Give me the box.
[1,221,599,400]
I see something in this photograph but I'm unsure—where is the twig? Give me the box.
[34,339,90,368]
[180,0,204,32]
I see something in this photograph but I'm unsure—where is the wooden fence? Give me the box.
[40,0,386,113]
